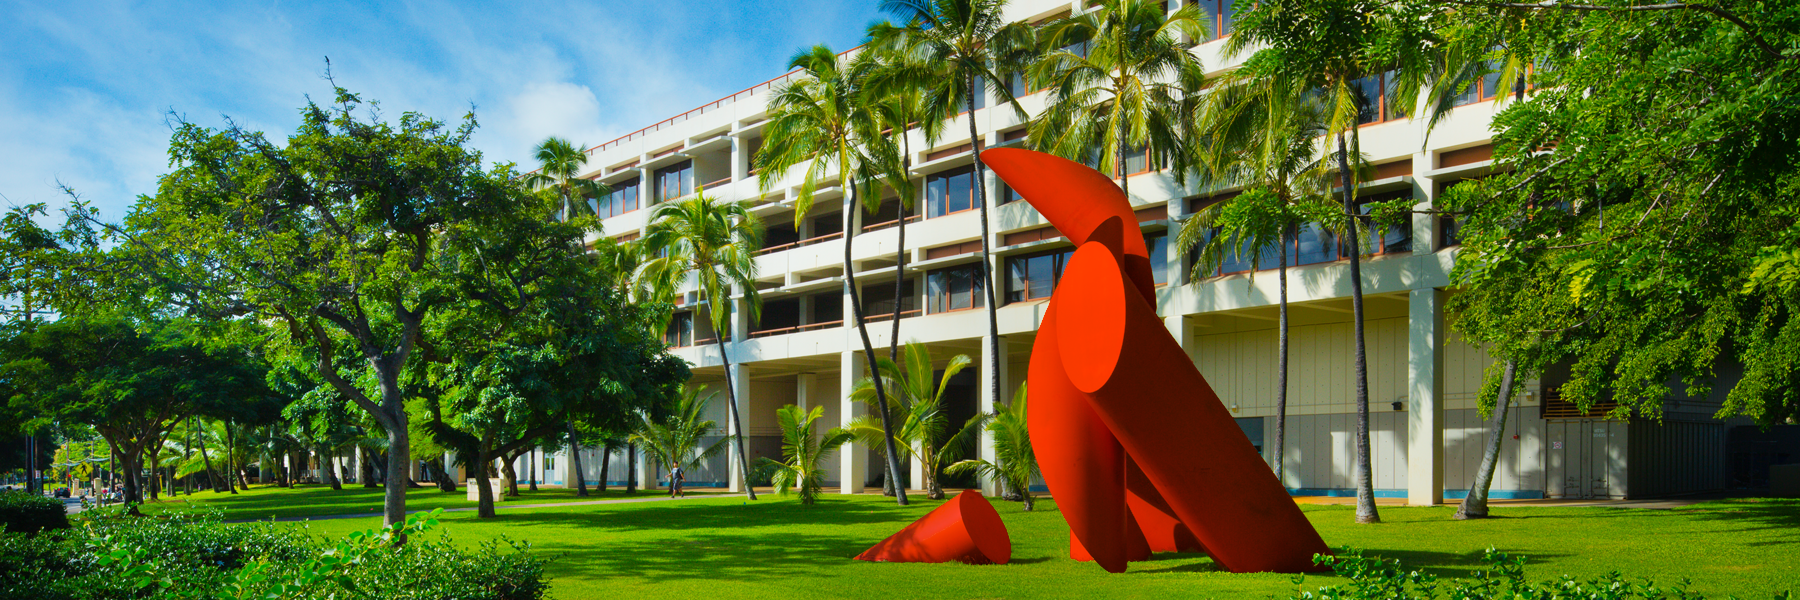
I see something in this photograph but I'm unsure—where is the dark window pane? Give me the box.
[928,177,947,217]
[1353,75,1381,124]
[970,75,987,111]
[1007,258,1029,304]
[1219,0,1235,37]
[1146,233,1169,285]
[1481,65,1503,100]
[1294,223,1337,265]
[1029,254,1055,300]
[949,171,972,213]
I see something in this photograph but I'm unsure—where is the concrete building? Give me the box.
[494,0,1735,504]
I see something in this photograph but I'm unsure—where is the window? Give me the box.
[655,161,694,203]
[926,166,979,218]
[968,75,987,112]
[1235,417,1264,455]
[543,456,555,471]
[865,278,918,319]
[999,181,1025,205]
[1145,232,1169,286]
[1351,70,1406,125]
[1122,145,1151,176]
[1350,191,1414,256]
[594,178,639,219]
[664,312,695,347]
[1007,70,1029,99]
[1454,60,1511,107]
[1186,0,1236,41]
[927,265,985,313]
[1006,249,1073,304]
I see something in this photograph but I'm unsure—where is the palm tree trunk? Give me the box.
[567,419,588,497]
[1457,359,1518,519]
[967,71,1004,501]
[197,424,221,493]
[529,447,540,492]
[715,336,760,500]
[224,423,239,494]
[844,171,908,506]
[1275,235,1289,484]
[1338,132,1379,524]
[324,446,342,491]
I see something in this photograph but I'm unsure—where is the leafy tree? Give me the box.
[73,87,598,528]
[871,0,1037,447]
[947,381,1038,510]
[756,45,911,504]
[760,405,854,505]
[638,190,762,499]
[1229,0,1393,523]
[1030,0,1206,199]
[848,342,985,500]
[0,316,279,511]
[630,385,731,495]
[523,136,607,222]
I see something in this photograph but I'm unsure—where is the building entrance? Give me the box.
[1544,419,1627,499]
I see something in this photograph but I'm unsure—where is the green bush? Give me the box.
[1294,547,1782,600]
[0,507,549,600]
[0,490,70,534]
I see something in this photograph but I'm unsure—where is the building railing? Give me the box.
[755,231,843,255]
[749,320,843,338]
[861,214,923,233]
[862,309,921,324]
[701,176,734,191]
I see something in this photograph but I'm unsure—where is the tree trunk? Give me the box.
[1457,360,1518,519]
[197,427,222,493]
[1275,237,1290,483]
[474,442,497,518]
[324,446,342,491]
[842,174,908,506]
[224,424,240,494]
[502,450,520,497]
[625,443,637,494]
[529,447,539,492]
[1338,132,1380,524]
[597,441,614,493]
[567,419,589,497]
[715,336,760,500]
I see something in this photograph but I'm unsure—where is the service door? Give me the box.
[1545,419,1627,499]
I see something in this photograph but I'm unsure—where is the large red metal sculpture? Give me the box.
[984,147,1330,574]
[855,489,1012,565]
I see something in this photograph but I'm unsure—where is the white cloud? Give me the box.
[492,81,613,164]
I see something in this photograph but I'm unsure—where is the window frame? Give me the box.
[925,166,981,219]
[927,264,986,314]
[655,160,695,204]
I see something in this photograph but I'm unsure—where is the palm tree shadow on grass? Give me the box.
[489,497,930,533]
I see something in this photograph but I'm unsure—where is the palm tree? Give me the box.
[1177,73,1336,484]
[947,381,1039,510]
[1228,0,1393,524]
[630,385,732,494]
[759,405,855,505]
[847,342,985,499]
[641,189,764,500]
[1030,0,1206,201]
[870,1,1037,451]
[523,137,608,222]
[756,45,910,505]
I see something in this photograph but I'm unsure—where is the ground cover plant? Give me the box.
[0,488,69,533]
[273,494,1796,600]
[140,484,711,521]
[0,506,548,600]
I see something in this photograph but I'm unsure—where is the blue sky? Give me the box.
[0,0,887,222]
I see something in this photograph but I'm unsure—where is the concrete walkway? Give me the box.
[1290,495,1718,509]
[225,492,747,523]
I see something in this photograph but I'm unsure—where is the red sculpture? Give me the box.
[983,147,1330,574]
[855,489,1012,565]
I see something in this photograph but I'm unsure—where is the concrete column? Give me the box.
[1165,314,1191,351]
[637,446,657,490]
[1407,287,1446,505]
[796,373,814,414]
[978,334,1009,495]
[727,360,751,493]
[1412,148,1437,254]
[730,135,749,189]
[840,350,869,494]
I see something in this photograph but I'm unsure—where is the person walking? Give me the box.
[670,466,685,498]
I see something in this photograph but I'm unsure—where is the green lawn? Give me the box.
[140,483,705,521]
[233,491,1800,600]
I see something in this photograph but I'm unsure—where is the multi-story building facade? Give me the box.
[504,0,1733,503]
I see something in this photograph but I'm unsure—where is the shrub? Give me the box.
[0,507,550,600]
[1294,547,1743,600]
[0,490,70,534]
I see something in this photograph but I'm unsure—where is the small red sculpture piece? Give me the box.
[855,489,1012,565]
[983,147,1331,574]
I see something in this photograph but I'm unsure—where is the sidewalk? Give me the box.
[224,492,747,523]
